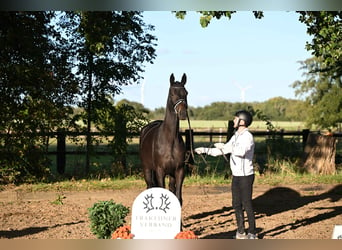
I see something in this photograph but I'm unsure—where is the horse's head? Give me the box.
[169,73,188,120]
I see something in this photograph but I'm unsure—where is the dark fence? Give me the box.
[2,123,341,175]
[51,128,342,174]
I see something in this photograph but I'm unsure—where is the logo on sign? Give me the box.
[143,193,171,213]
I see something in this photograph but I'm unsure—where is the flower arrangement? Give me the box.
[111,225,198,239]
[111,225,134,239]
[174,230,198,239]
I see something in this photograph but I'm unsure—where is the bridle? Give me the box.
[173,99,186,114]
[169,85,195,164]
[171,86,187,114]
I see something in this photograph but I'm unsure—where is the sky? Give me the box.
[116,11,313,110]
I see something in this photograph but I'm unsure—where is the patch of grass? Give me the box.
[180,120,306,131]
[184,175,230,186]
[16,176,145,192]
[50,194,66,205]
[255,171,342,186]
[7,171,342,193]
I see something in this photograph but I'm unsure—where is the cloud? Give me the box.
[182,49,197,55]
[156,48,171,55]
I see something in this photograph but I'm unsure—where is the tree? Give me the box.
[116,99,150,117]
[149,107,165,120]
[0,12,77,133]
[294,12,341,129]
[174,11,264,28]
[297,11,342,79]
[93,97,149,176]
[0,12,78,183]
[292,57,342,129]
[0,11,157,183]
[59,11,157,174]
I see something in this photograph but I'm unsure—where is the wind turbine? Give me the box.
[232,81,252,102]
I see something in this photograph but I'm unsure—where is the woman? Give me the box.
[195,110,257,239]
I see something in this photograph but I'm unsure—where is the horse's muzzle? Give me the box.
[178,109,188,120]
[174,99,188,120]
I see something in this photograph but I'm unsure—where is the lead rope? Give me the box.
[185,114,229,165]
[185,113,195,163]
[185,114,209,165]
[184,114,231,165]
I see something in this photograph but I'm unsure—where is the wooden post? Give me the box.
[302,129,310,149]
[57,129,66,174]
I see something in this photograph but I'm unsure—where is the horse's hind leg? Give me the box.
[143,168,154,189]
[155,168,166,188]
[151,170,158,187]
[168,176,176,194]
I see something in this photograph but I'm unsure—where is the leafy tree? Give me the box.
[0,11,157,182]
[116,99,150,116]
[297,11,342,79]
[149,107,166,120]
[58,11,157,173]
[150,98,308,122]
[174,11,263,28]
[93,97,149,176]
[263,97,287,121]
[254,97,306,122]
[188,102,252,121]
[0,12,78,183]
[292,57,342,129]
[294,12,341,129]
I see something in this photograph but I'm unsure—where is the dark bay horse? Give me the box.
[139,73,188,205]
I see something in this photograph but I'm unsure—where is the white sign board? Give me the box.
[131,187,181,239]
[332,225,342,239]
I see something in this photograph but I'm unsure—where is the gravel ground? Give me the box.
[0,183,341,239]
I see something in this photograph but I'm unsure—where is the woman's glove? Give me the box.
[214,143,225,149]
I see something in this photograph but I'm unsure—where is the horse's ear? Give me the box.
[181,73,187,85]
[170,73,175,85]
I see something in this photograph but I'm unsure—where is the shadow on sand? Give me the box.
[187,184,342,239]
[0,220,85,239]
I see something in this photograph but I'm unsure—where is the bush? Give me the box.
[0,142,51,184]
[88,200,129,239]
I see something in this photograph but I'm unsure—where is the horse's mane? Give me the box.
[140,120,163,144]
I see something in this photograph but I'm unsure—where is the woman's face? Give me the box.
[233,116,245,128]
[233,116,239,128]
